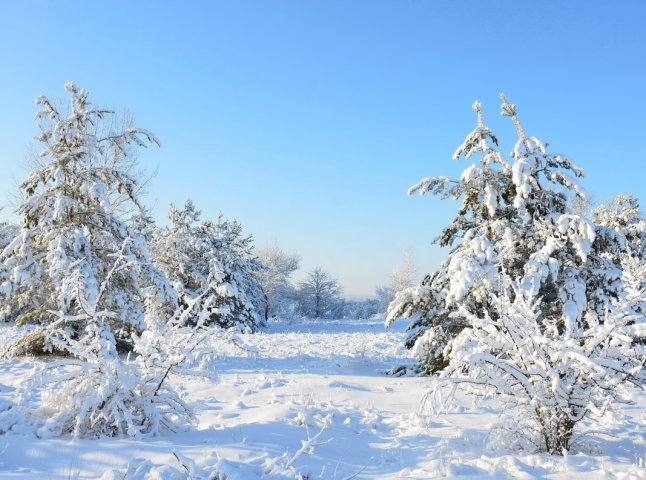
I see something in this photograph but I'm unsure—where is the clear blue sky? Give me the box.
[1,1,645,297]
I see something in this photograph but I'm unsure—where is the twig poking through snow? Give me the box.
[286,418,333,468]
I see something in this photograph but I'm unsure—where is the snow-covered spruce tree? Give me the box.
[593,194,645,256]
[0,219,18,251]
[387,100,519,373]
[593,194,646,327]
[387,96,624,375]
[150,200,263,331]
[0,219,19,322]
[210,215,264,329]
[0,82,177,355]
[495,95,625,340]
[408,95,644,453]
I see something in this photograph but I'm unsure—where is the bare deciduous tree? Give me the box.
[257,243,300,321]
[297,267,342,319]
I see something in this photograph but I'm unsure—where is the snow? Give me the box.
[483,185,498,217]
[0,318,645,479]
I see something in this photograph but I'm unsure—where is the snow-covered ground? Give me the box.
[0,318,645,479]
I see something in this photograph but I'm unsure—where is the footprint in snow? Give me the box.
[230,400,250,409]
[217,412,239,419]
[326,380,370,391]
[256,378,288,389]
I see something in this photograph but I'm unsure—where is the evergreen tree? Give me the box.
[0,220,18,251]
[150,200,263,331]
[0,83,203,438]
[388,96,616,374]
[592,194,645,255]
[387,100,518,372]
[393,95,645,453]
[0,82,176,355]
[593,194,646,320]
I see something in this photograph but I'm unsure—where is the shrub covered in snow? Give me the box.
[23,234,206,438]
[427,277,644,453]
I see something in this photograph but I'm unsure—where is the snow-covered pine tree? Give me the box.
[593,194,646,326]
[0,82,177,355]
[413,95,644,453]
[0,85,211,439]
[387,100,518,373]
[387,95,625,375]
[209,215,264,329]
[0,220,18,251]
[150,200,263,331]
[592,194,645,256]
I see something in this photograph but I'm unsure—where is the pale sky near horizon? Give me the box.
[1,1,645,297]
